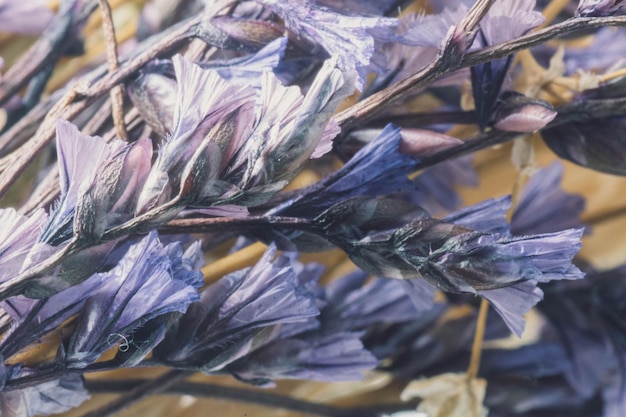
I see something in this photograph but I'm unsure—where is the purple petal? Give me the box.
[512,162,586,235]
[260,0,397,90]
[155,244,318,371]
[66,231,202,367]
[229,331,378,385]
[480,280,543,336]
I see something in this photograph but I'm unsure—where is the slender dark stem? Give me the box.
[159,216,317,234]
[83,378,418,417]
[79,369,192,417]
[336,15,626,129]
[2,360,123,391]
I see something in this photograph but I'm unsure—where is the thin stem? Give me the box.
[159,215,317,234]
[78,369,192,417]
[336,15,626,129]
[98,0,128,140]
[83,378,418,417]
[466,297,489,379]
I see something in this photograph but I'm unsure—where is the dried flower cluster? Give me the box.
[0,0,625,416]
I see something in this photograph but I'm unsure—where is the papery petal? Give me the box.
[260,0,398,90]
[320,270,419,331]
[154,244,318,372]
[201,37,288,88]
[229,331,378,386]
[65,231,202,367]
[512,162,586,235]
[137,55,256,212]
[480,280,543,336]
[40,120,125,245]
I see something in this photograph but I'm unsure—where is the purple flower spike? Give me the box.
[154,244,319,372]
[65,231,202,368]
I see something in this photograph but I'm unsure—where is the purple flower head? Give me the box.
[316,195,583,335]
[0,374,89,417]
[319,270,419,332]
[200,37,288,88]
[577,0,626,16]
[409,156,478,215]
[267,125,419,220]
[40,120,125,245]
[223,56,354,204]
[258,0,398,90]
[0,272,107,359]
[136,55,257,213]
[512,162,586,235]
[228,331,378,386]
[75,138,153,241]
[154,244,318,372]
[65,231,203,368]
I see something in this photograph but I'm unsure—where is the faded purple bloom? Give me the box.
[409,156,478,215]
[65,232,202,368]
[137,55,256,213]
[229,331,378,386]
[316,195,583,334]
[562,27,626,74]
[223,56,353,203]
[577,0,626,16]
[0,273,106,359]
[75,138,153,240]
[154,244,318,372]
[512,162,586,235]
[40,120,125,245]
[320,270,419,331]
[0,374,89,417]
[0,0,54,35]
[267,125,419,220]
[258,0,398,90]
[200,37,288,88]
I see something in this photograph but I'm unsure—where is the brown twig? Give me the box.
[98,0,128,140]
